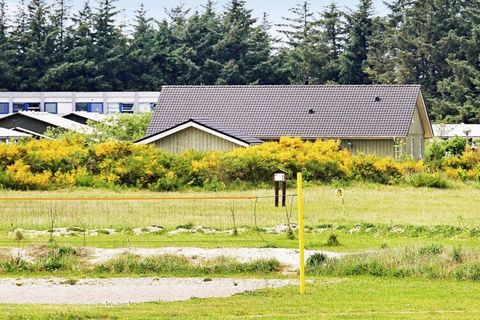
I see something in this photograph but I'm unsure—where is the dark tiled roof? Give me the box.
[146,85,423,139]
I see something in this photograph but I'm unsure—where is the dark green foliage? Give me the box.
[306,253,328,268]
[339,0,373,84]
[326,233,339,246]
[426,137,467,162]
[0,0,477,122]
[409,173,450,189]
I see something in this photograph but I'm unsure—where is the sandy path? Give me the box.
[0,277,295,305]
[88,247,345,271]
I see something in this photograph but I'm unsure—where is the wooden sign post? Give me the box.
[274,170,287,207]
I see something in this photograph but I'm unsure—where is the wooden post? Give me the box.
[274,182,280,207]
[274,170,287,207]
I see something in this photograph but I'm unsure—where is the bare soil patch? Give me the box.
[0,277,295,304]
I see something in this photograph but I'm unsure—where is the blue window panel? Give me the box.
[13,103,40,112]
[75,103,88,112]
[44,102,58,114]
[75,102,103,113]
[0,103,9,114]
[120,103,134,113]
[89,103,103,113]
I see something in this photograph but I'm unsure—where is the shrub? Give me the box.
[306,253,328,269]
[2,135,480,191]
[326,234,340,246]
[409,173,450,189]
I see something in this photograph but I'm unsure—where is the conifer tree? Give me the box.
[126,3,157,89]
[339,0,373,84]
[0,0,11,90]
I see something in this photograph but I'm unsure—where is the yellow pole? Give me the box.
[297,172,305,294]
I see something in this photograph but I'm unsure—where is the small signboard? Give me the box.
[274,173,286,182]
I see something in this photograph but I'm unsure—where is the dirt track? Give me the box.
[0,277,295,304]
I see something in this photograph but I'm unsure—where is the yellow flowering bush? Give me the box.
[0,135,479,191]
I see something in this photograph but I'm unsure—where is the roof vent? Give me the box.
[375,96,382,102]
[308,109,315,114]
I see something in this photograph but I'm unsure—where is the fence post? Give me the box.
[297,172,305,294]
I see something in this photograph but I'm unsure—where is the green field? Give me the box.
[1,183,480,228]
[2,277,480,319]
[0,184,479,250]
[1,184,480,318]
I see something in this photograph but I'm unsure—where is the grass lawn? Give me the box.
[2,230,480,252]
[0,183,479,251]
[1,276,480,319]
[0,184,479,230]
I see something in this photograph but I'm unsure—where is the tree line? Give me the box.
[0,0,479,123]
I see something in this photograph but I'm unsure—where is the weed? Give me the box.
[176,222,195,230]
[286,228,295,240]
[419,244,444,255]
[326,234,340,246]
[452,246,463,263]
[306,253,328,269]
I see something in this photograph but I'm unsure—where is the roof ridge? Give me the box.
[161,84,422,88]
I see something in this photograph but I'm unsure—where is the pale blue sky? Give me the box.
[7,0,389,24]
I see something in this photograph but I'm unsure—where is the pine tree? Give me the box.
[181,1,223,84]
[339,0,374,84]
[0,0,9,89]
[390,0,473,120]
[126,3,157,89]
[13,0,51,90]
[434,5,480,123]
[277,1,326,84]
[93,0,124,90]
[41,0,98,90]
[215,0,255,84]
[277,1,315,49]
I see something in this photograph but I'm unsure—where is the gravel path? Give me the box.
[0,277,295,305]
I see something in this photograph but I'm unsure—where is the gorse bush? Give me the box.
[0,136,478,191]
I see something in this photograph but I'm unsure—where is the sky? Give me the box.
[6,0,389,25]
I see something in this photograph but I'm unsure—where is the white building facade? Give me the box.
[0,92,160,115]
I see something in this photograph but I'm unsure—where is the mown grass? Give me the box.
[2,277,480,319]
[0,183,480,231]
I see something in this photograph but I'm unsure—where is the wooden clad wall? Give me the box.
[341,139,395,158]
[406,105,425,160]
[154,127,240,153]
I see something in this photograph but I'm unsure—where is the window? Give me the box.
[419,138,423,159]
[13,103,40,112]
[120,103,134,113]
[411,138,415,157]
[138,103,155,112]
[75,102,104,113]
[0,103,9,114]
[107,103,120,113]
[44,102,57,114]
